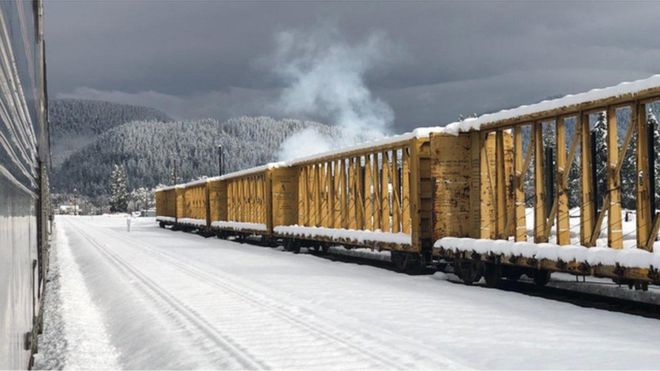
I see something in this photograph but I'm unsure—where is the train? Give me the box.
[0,0,50,369]
[157,74,660,291]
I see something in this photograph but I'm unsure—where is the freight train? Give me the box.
[0,0,50,369]
[157,76,660,291]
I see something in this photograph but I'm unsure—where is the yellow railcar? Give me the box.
[154,75,660,287]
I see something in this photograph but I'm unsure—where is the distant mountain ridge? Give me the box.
[49,99,173,167]
[51,110,338,200]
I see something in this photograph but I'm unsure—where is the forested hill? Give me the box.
[49,99,172,167]
[52,116,337,198]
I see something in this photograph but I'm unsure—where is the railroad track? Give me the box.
[299,238,660,319]
[489,279,660,320]
[71,224,268,370]
[75,220,466,369]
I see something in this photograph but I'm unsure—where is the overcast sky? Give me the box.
[45,1,660,133]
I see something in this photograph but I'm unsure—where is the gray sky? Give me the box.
[45,1,660,133]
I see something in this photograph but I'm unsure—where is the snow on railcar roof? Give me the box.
[202,162,286,183]
[420,73,660,135]
[155,185,177,192]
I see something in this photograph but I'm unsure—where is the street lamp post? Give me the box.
[218,144,223,176]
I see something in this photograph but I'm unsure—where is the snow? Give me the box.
[33,215,660,369]
[211,220,268,231]
[274,225,412,245]
[192,162,286,185]
[156,216,176,223]
[435,237,660,269]
[33,224,120,369]
[178,217,207,226]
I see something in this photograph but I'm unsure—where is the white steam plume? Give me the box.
[270,27,396,161]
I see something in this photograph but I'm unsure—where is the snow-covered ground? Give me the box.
[35,215,660,369]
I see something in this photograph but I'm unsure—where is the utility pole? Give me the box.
[172,159,178,185]
[218,144,223,176]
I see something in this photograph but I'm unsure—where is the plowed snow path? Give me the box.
[39,216,660,369]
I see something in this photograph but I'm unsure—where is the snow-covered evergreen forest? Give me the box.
[49,99,173,167]
[50,99,338,206]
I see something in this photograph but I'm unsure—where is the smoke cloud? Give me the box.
[270,26,397,161]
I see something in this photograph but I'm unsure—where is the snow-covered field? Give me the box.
[35,215,660,369]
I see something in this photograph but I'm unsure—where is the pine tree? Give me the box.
[568,153,581,209]
[617,108,660,210]
[620,130,637,209]
[649,109,660,207]
[592,112,608,210]
[110,164,129,212]
[130,187,153,212]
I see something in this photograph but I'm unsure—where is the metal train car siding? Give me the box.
[158,75,660,290]
[0,0,49,368]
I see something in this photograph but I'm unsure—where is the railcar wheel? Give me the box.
[391,252,423,274]
[454,258,483,285]
[391,251,408,272]
[533,269,551,286]
[484,263,502,288]
[284,239,301,254]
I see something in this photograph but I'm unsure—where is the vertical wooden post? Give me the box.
[325,163,332,227]
[347,158,356,229]
[252,178,257,223]
[319,163,326,227]
[236,179,241,221]
[409,139,422,247]
[636,103,652,250]
[534,123,547,242]
[374,153,382,230]
[607,107,623,249]
[580,113,595,246]
[556,117,570,245]
[301,165,310,226]
[314,164,323,226]
[298,168,305,224]
[513,126,527,241]
[480,132,494,239]
[229,182,234,221]
[402,147,411,234]
[496,130,506,239]
[239,181,244,222]
[365,155,373,230]
[355,157,364,230]
[340,160,348,229]
[381,151,390,232]
[241,178,246,221]
[332,160,341,228]
[356,156,368,229]
[247,178,252,223]
[391,149,401,233]
[323,161,335,228]
[251,178,256,223]
[248,178,253,223]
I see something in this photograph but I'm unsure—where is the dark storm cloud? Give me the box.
[46,1,660,132]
